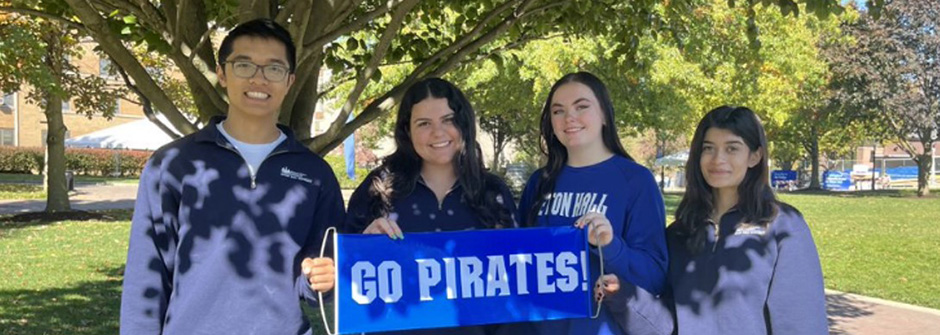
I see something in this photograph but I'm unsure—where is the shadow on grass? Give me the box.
[0,266,124,335]
[0,209,133,234]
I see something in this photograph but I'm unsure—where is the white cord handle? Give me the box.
[318,227,337,335]
[591,225,605,319]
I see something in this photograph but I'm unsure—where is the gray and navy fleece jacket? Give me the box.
[120,117,345,335]
[666,204,828,335]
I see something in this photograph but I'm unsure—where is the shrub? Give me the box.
[0,146,151,177]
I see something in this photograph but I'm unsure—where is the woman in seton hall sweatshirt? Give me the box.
[517,72,672,335]
[665,106,827,334]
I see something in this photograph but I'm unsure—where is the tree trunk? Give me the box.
[916,153,931,197]
[43,32,71,212]
[809,124,821,190]
[43,94,71,212]
[492,133,505,173]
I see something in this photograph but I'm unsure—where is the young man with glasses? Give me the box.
[120,19,344,335]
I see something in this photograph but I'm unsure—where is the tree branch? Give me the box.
[429,0,536,78]
[65,0,197,134]
[315,0,420,148]
[322,0,367,34]
[114,61,182,139]
[404,0,523,84]
[302,0,401,50]
[0,6,85,30]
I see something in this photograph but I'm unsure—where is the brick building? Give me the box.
[0,39,145,148]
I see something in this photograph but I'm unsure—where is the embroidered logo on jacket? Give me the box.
[280,167,313,183]
[733,223,767,236]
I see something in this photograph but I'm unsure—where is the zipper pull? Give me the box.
[251,177,257,189]
[711,221,720,253]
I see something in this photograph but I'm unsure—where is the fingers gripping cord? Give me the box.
[318,227,337,335]
[591,221,605,319]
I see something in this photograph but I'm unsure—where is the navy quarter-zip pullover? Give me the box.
[120,117,345,335]
[666,204,828,335]
[345,171,518,233]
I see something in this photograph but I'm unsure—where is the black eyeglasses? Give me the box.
[222,60,290,82]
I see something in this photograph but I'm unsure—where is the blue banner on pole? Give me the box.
[343,113,356,180]
[333,227,593,334]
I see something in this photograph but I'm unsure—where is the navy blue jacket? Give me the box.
[345,170,518,233]
[120,117,345,335]
[344,169,531,335]
[666,204,827,335]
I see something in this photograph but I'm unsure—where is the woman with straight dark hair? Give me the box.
[518,72,672,335]
[308,77,523,335]
[666,106,827,334]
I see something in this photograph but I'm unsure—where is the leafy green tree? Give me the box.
[0,16,121,211]
[830,0,939,196]
[1,0,855,156]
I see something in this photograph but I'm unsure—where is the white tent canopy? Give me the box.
[655,149,689,167]
[66,118,175,151]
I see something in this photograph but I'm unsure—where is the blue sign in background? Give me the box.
[771,170,798,187]
[334,227,592,334]
[823,170,853,190]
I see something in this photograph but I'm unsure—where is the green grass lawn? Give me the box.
[0,210,132,334]
[0,184,45,200]
[0,193,938,334]
[779,192,940,309]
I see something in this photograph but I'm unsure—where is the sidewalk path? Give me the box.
[0,184,138,214]
[827,289,940,335]
[0,185,355,215]
[3,185,939,335]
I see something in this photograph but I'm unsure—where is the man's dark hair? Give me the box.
[217,18,296,73]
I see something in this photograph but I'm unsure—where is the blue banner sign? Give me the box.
[333,227,592,334]
[771,170,798,188]
[823,170,852,191]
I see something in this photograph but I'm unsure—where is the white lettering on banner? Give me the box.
[378,261,403,303]
[351,261,375,304]
[444,258,457,299]
[555,252,579,292]
[351,252,587,304]
[416,259,441,301]
[486,255,510,297]
[538,192,609,217]
[351,261,402,305]
[459,257,484,298]
[534,253,556,294]
[510,253,532,295]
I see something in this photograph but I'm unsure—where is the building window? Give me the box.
[62,100,71,113]
[113,98,121,115]
[0,128,13,146]
[0,92,13,115]
[99,58,113,78]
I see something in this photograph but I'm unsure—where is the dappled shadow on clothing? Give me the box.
[123,147,339,332]
[826,292,876,335]
[0,266,124,335]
